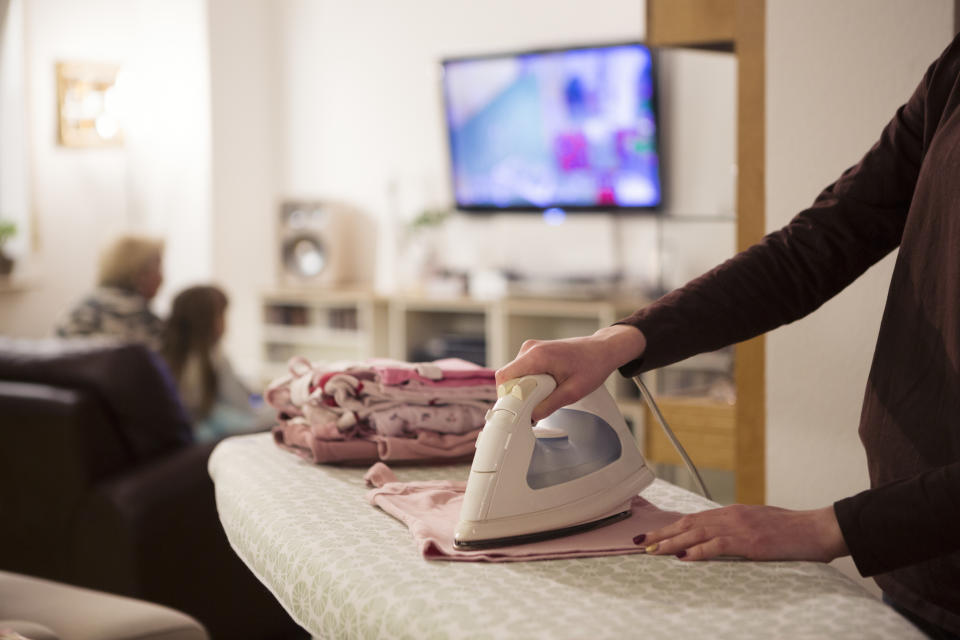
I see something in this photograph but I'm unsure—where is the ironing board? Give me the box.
[208,433,922,639]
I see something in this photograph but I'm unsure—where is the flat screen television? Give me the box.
[441,42,661,213]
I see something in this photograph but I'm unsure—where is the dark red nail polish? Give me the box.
[633,534,646,545]
[675,550,687,559]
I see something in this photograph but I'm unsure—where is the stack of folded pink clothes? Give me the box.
[266,356,497,465]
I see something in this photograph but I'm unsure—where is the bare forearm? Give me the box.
[590,324,647,371]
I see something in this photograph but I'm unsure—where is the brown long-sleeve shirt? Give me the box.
[618,35,960,633]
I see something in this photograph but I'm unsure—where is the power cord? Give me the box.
[632,375,712,501]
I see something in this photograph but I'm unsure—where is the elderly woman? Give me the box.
[55,234,165,350]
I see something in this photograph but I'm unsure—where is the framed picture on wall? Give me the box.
[56,61,124,148]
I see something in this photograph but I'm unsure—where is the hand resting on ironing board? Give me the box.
[635,503,849,563]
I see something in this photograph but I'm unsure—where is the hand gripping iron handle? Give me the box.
[493,374,558,424]
[467,374,558,478]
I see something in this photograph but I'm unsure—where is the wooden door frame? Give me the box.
[646,0,766,504]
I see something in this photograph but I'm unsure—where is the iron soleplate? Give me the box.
[453,509,631,550]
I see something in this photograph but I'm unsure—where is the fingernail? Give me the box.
[645,543,659,554]
[632,534,646,545]
[675,550,687,559]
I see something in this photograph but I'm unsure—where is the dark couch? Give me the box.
[0,338,304,640]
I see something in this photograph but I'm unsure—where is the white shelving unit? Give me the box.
[260,288,648,378]
[260,287,658,426]
[260,289,388,384]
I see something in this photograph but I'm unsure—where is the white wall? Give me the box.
[277,0,644,295]
[0,0,211,336]
[200,0,735,382]
[765,0,953,592]
[207,0,282,380]
[3,0,737,385]
[123,0,213,302]
[273,0,736,299]
[278,0,646,207]
[206,0,660,380]
[0,0,30,262]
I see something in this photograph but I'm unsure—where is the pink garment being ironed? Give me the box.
[364,464,684,562]
[364,461,397,485]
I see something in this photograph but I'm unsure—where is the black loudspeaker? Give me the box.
[278,200,353,287]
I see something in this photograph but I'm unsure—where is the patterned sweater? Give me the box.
[55,286,164,352]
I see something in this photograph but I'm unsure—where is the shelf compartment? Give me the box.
[400,308,487,366]
[262,324,362,347]
[637,396,736,471]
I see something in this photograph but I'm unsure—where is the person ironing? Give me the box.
[496,33,960,640]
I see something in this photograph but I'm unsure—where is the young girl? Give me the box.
[161,285,274,442]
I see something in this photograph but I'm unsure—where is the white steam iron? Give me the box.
[454,374,655,549]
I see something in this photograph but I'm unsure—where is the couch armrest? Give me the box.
[0,338,193,460]
[74,443,302,640]
[0,381,130,581]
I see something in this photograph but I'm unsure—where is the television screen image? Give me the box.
[442,43,661,212]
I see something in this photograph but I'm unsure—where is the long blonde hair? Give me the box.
[97,234,164,290]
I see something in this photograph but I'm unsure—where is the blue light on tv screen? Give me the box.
[442,44,661,211]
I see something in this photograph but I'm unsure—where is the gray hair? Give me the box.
[97,234,164,290]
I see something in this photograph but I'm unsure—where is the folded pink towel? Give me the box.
[372,429,480,462]
[272,422,480,465]
[368,357,496,387]
[267,357,495,466]
[364,464,683,562]
[272,420,378,464]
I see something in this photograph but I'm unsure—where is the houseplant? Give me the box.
[399,208,452,292]
[0,220,17,276]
